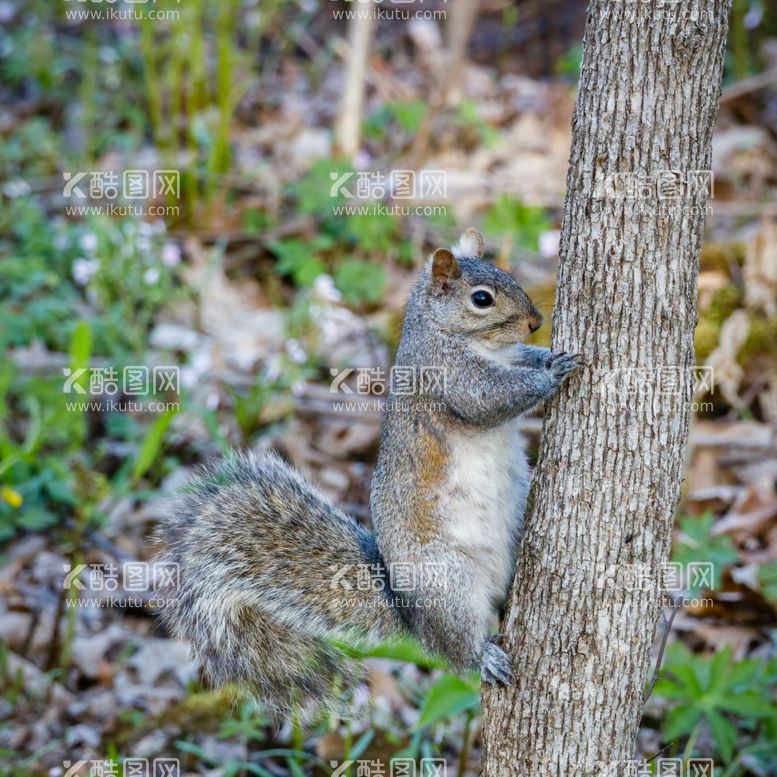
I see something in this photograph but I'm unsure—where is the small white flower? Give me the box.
[137,236,152,253]
[79,232,98,254]
[313,273,342,303]
[264,357,281,382]
[138,221,154,237]
[354,150,372,170]
[72,258,100,286]
[285,339,307,364]
[99,46,119,64]
[161,243,181,267]
[352,683,371,710]
[539,230,561,259]
[143,267,161,285]
[1,180,30,198]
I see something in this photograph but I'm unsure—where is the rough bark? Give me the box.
[481,1,731,774]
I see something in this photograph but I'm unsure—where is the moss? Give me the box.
[700,242,731,273]
[113,688,235,749]
[704,284,745,326]
[744,314,777,356]
[694,317,720,361]
[700,241,746,273]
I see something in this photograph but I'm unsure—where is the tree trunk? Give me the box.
[335,9,375,160]
[481,2,730,774]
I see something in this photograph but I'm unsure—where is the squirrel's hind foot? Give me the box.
[481,640,513,686]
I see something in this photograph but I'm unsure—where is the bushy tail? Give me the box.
[157,451,402,716]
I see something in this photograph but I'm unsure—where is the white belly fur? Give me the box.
[442,418,529,613]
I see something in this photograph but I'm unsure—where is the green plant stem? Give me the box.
[731,0,749,81]
[682,722,702,762]
[344,715,353,777]
[79,28,98,163]
[720,753,743,777]
[139,14,165,151]
[457,709,475,777]
[291,703,305,773]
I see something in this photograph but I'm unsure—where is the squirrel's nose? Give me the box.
[528,314,543,333]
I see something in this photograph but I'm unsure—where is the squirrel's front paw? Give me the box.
[545,351,585,385]
[481,640,513,686]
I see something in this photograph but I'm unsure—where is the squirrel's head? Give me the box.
[422,228,543,346]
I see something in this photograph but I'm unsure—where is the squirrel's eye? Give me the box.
[471,289,494,309]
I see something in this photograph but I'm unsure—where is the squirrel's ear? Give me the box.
[431,248,461,286]
[453,227,484,260]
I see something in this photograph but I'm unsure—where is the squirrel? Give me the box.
[159,228,582,716]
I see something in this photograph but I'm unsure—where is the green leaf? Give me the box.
[672,513,738,592]
[706,710,738,761]
[15,507,57,531]
[652,679,692,700]
[664,704,702,740]
[758,560,777,604]
[663,648,705,698]
[709,644,732,687]
[482,195,551,253]
[66,320,92,446]
[692,654,713,693]
[69,319,92,371]
[132,407,179,482]
[331,635,448,670]
[293,158,352,217]
[349,731,374,761]
[387,100,427,133]
[725,659,761,691]
[270,239,327,287]
[285,757,306,777]
[415,674,480,728]
[344,213,397,253]
[717,692,776,718]
[334,259,387,305]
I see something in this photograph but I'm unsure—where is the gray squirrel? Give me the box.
[159,228,582,715]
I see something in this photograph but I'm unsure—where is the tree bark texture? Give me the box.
[481,1,730,774]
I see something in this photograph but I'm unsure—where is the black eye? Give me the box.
[471,289,494,309]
